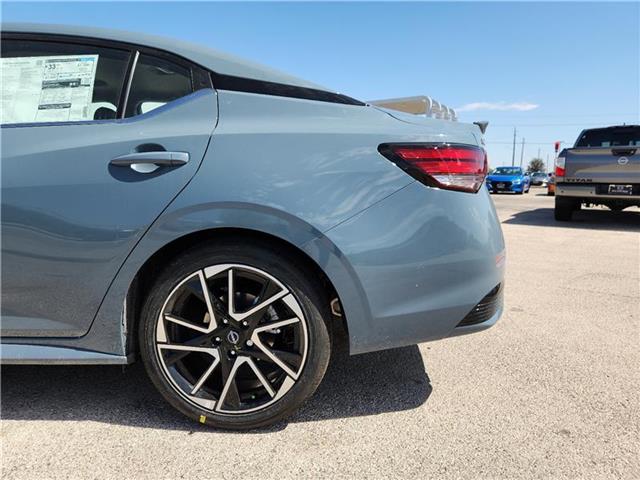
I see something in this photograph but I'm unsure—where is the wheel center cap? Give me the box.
[226,330,240,345]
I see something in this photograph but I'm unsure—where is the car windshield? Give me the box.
[494,167,521,175]
[532,173,546,178]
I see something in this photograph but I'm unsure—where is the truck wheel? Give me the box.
[555,197,577,221]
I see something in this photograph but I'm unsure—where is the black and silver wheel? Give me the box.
[139,240,331,429]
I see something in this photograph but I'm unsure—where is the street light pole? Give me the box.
[511,127,516,166]
[520,137,525,168]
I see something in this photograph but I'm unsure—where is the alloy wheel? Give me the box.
[155,264,308,415]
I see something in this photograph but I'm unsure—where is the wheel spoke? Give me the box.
[158,343,219,366]
[249,317,302,378]
[227,270,288,323]
[245,358,275,397]
[164,313,211,334]
[250,343,298,380]
[198,270,218,330]
[190,356,220,395]
[243,348,301,370]
[217,353,241,411]
[159,332,217,365]
[227,268,235,319]
[254,317,300,333]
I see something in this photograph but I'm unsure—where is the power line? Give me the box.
[472,113,638,119]
[487,141,564,145]
[491,121,637,127]
[511,127,516,166]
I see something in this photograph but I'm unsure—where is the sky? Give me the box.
[3,1,639,169]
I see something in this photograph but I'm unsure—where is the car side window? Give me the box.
[1,39,130,124]
[124,53,194,118]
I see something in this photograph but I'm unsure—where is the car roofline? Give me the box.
[1,22,330,91]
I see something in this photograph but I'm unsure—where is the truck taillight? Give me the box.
[555,156,566,178]
[378,143,487,193]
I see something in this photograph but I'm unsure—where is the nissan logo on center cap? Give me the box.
[227,330,240,344]
[618,157,629,165]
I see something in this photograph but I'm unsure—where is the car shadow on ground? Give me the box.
[0,327,431,432]
[503,207,640,232]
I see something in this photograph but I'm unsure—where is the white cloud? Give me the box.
[456,101,539,112]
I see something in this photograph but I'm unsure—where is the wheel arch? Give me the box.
[124,227,348,357]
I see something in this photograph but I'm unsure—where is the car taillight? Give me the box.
[378,143,488,193]
[555,156,566,178]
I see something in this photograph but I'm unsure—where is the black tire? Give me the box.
[555,197,578,221]
[139,239,331,430]
[516,189,524,195]
[608,204,627,212]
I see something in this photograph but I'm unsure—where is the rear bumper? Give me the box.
[556,183,640,201]
[320,181,506,354]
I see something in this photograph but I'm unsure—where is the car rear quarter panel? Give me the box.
[317,182,505,354]
[89,92,490,356]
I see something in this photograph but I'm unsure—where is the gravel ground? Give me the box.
[2,188,639,479]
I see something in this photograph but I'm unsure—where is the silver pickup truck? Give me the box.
[555,125,640,221]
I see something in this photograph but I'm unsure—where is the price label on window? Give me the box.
[1,54,99,124]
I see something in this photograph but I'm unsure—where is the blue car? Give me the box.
[1,23,505,429]
[486,167,531,194]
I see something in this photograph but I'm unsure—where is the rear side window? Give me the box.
[1,39,130,124]
[124,53,193,118]
[576,127,640,147]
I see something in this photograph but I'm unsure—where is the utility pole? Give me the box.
[511,127,517,166]
[519,137,525,168]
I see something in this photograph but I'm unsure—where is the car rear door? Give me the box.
[1,34,217,337]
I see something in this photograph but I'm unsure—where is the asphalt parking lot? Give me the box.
[2,188,639,479]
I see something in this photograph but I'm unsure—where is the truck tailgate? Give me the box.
[564,147,640,183]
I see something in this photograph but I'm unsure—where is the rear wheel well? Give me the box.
[125,228,344,356]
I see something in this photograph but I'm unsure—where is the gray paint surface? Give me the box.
[1,24,504,361]
[1,90,218,337]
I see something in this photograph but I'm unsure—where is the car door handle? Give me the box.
[110,151,190,168]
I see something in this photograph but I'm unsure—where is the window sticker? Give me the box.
[1,54,99,124]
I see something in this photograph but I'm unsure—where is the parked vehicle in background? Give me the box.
[486,166,530,194]
[555,125,640,220]
[547,174,556,196]
[530,172,548,186]
[0,23,505,429]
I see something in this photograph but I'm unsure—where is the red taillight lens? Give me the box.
[555,156,566,178]
[379,143,488,193]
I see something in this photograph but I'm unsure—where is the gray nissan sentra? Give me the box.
[1,23,505,429]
